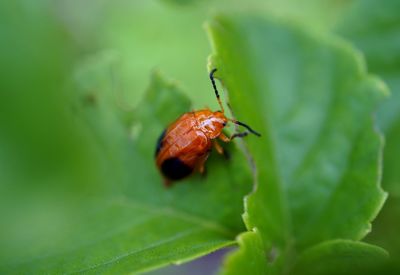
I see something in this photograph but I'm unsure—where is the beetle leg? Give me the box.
[213,140,224,155]
[219,133,230,143]
[198,160,208,178]
[219,132,249,142]
[214,140,230,159]
[197,153,210,177]
[230,132,249,140]
[200,165,208,179]
[199,163,205,174]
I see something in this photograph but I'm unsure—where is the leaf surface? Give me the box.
[334,0,400,196]
[332,1,400,266]
[0,54,252,274]
[221,230,269,275]
[207,14,387,273]
[292,240,388,275]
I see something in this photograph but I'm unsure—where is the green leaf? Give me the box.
[161,0,204,6]
[207,14,387,273]
[222,236,388,275]
[221,230,269,275]
[0,53,253,273]
[334,0,400,196]
[292,240,388,275]
[332,1,400,268]
[365,196,400,259]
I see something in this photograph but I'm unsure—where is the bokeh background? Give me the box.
[1,0,399,274]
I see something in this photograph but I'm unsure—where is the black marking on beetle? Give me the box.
[155,129,166,157]
[161,157,193,180]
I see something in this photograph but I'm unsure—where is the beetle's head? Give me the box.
[213,111,228,127]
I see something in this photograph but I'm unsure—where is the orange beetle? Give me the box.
[155,68,260,186]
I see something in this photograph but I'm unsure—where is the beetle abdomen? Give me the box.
[161,157,193,180]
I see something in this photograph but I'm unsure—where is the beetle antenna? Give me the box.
[210,69,260,137]
[230,119,261,137]
[209,68,224,113]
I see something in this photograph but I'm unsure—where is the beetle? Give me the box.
[155,68,261,186]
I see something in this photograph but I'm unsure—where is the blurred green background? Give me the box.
[0,0,399,274]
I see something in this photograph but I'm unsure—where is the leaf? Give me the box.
[221,230,269,275]
[161,0,203,6]
[222,237,388,275]
[332,1,400,269]
[292,240,388,275]
[207,14,387,273]
[334,0,400,196]
[365,196,400,259]
[0,53,253,273]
